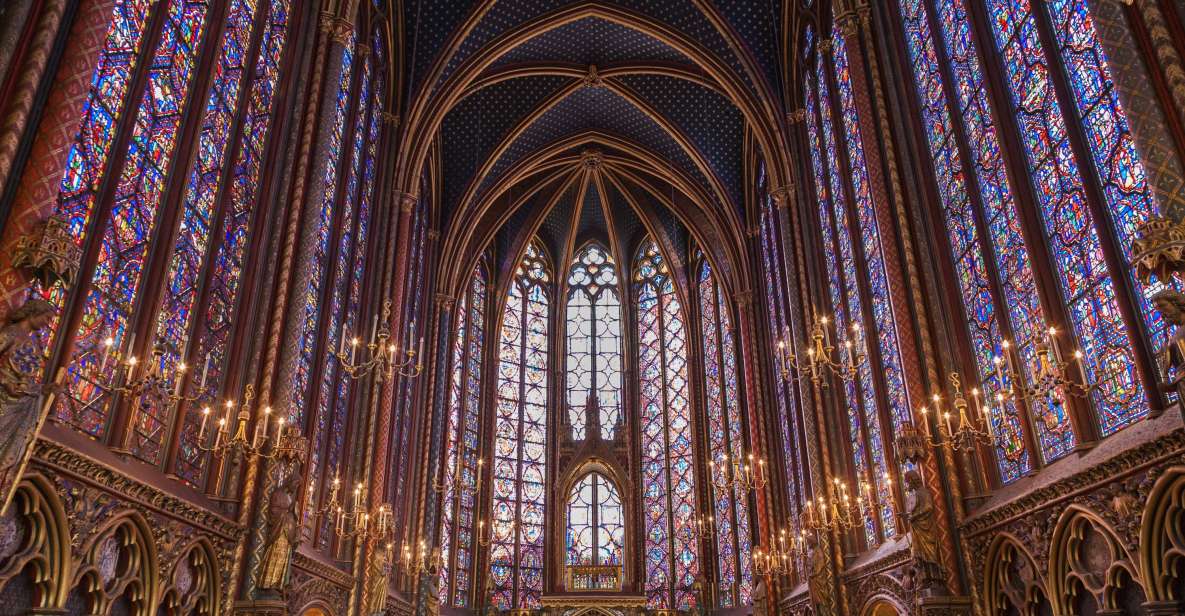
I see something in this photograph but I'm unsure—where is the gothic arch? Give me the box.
[983,534,1048,616]
[156,540,219,616]
[556,462,633,589]
[1048,505,1144,614]
[0,474,71,611]
[1140,466,1185,603]
[68,510,158,616]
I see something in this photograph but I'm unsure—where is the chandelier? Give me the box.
[800,475,873,535]
[989,326,1098,410]
[774,316,861,387]
[334,301,423,381]
[196,385,292,460]
[707,452,767,493]
[916,373,993,452]
[752,527,804,577]
[433,457,485,496]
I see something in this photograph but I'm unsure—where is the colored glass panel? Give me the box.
[36,0,156,336]
[440,268,486,607]
[54,0,212,436]
[698,258,753,606]
[173,0,291,484]
[635,240,698,609]
[985,0,1142,458]
[809,54,892,542]
[491,242,549,610]
[565,473,624,566]
[898,0,1034,480]
[565,244,623,440]
[129,0,263,465]
[1045,0,1167,433]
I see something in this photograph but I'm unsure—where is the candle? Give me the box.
[199,353,210,390]
[1048,326,1064,364]
[417,335,425,361]
[350,337,359,364]
[820,316,831,348]
[101,336,114,372]
[199,407,211,441]
[214,417,226,448]
[944,411,953,436]
[369,314,379,346]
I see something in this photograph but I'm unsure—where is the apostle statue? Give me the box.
[1154,291,1185,392]
[806,532,829,615]
[0,299,58,515]
[903,469,944,594]
[258,462,302,591]
[752,578,767,616]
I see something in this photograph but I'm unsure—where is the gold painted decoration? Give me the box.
[0,299,60,516]
[1133,216,1185,284]
[9,214,82,289]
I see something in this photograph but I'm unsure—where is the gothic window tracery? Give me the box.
[565,243,623,440]
[491,240,550,610]
[634,238,699,609]
[565,472,624,567]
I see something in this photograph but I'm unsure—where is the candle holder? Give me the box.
[316,470,395,543]
[774,316,862,388]
[335,301,424,382]
[398,538,442,576]
[690,513,715,541]
[476,517,493,547]
[916,373,994,453]
[800,475,872,535]
[752,527,803,577]
[76,334,216,414]
[195,385,290,461]
[707,453,767,494]
[432,457,484,496]
[989,327,1099,412]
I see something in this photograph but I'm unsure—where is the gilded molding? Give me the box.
[31,438,241,538]
[292,550,354,588]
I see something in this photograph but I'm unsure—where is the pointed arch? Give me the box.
[633,237,698,609]
[565,241,624,440]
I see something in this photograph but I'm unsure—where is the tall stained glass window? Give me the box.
[28,0,295,486]
[806,32,895,543]
[491,241,550,610]
[565,243,623,440]
[756,163,805,540]
[888,0,1167,471]
[440,266,488,607]
[634,239,699,609]
[565,473,624,566]
[697,255,753,606]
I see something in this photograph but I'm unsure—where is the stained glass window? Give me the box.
[808,37,894,543]
[756,163,805,530]
[565,473,624,566]
[896,0,1036,481]
[697,256,753,606]
[440,267,487,608]
[393,199,430,538]
[983,0,1147,454]
[127,0,293,470]
[171,0,293,486]
[491,241,550,610]
[565,243,623,440]
[634,239,699,609]
[50,0,214,436]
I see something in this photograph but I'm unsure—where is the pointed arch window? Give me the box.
[25,0,301,488]
[565,472,624,567]
[490,240,550,610]
[804,28,897,544]
[696,254,753,607]
[634,239,699,609]
[565,243,624,440]
[439,265,488,608]
[890,0,1168,474]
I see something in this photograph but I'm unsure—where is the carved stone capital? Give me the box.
[320,13,353,46]
[819,39,834,55]
[769,185,794,209]
[1133,216,1185,283]
[434,294,456,311]
[895,425,930,464]
[735,290,754,309]
[395,190,418,213]
[835,11,860,38]
[787,109,806,124]
[380,112,400,127]
[427,229,440,242]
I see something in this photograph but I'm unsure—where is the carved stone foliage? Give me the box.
[964,427,1185,614]
[286,562,350,616]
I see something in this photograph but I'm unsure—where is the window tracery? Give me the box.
[565,243,623,440]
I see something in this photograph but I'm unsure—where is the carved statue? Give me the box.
[0,299,57,515]
[1154,291,1185,386]
[806,532,828,614]
[692,573,708,616]
[258,465,302,590]
[903,469,944,593]
[752,578,767,616]
[363,542,395,615]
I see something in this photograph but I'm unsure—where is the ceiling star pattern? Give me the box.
[440,75,573,221]
[488,17,692,71]
[468,85,715,216]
